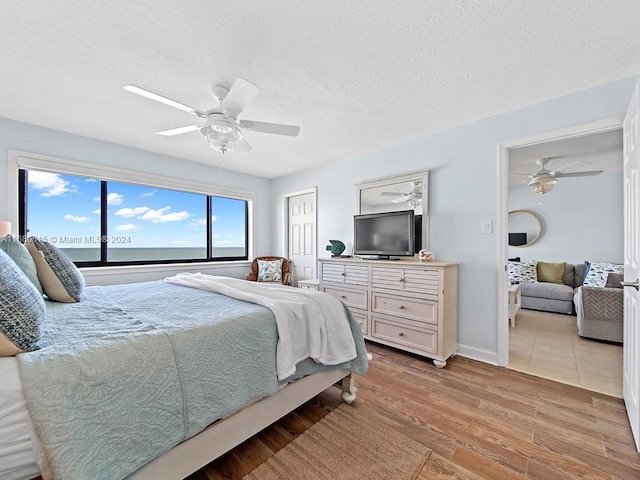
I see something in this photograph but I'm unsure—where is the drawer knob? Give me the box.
[398,332,405,337]
[399,277,405,282]
[341,295,347,299]
[341,272,346,276]
[398,305,405,309]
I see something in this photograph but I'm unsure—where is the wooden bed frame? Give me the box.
[128,368,357,479]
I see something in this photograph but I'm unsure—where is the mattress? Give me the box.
[0,358,43,480]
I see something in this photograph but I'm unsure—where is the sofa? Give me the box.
[519,263,585,315]
[510,260,624,343]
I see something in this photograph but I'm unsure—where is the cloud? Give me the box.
[64,214,91,223]
[141,206,190,223]
[107,192,123,205]
[93,209,101,214]
[84,178,98,183]
[189,218,207,228]
[28,171,73,197]
[170,240,189,244]
[115,206,150,217]
[115,224,141,232]
[140,191,156,197]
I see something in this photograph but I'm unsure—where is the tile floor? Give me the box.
[508,308,623,398]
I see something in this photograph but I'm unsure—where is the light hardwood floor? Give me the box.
[188,342,639,480]
[509,308,623,398]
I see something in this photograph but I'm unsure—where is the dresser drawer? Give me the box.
[322,286,368,310]
[371,267,439,297]
[371,292,437,325]
[371,316,437,354]
[349,307,368,336]
[321,264,369,286]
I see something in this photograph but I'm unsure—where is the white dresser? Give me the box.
[318,257,458,367]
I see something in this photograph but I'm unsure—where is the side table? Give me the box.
[508,283,522,327]
[297,279,319,290]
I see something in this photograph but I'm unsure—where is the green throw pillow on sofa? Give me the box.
[537,261,566,284]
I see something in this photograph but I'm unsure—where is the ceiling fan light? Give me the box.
[530,177,557,194]
[202,121,243,154]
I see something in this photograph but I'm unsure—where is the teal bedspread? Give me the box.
[16,280,368,480]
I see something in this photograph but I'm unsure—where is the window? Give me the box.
[20,169,249,266]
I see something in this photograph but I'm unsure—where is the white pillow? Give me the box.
[507,260,537,284]
[257,259,283,283]
[583,262,623,288]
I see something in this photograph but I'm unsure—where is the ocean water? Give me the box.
[60,247,246,263]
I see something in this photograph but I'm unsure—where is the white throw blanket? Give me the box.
[164,273,357,380]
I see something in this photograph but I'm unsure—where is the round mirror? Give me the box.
[508,210,542,247]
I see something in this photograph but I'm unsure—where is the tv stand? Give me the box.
[318,257,458,368]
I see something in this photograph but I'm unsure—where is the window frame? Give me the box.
[10,150,254,267]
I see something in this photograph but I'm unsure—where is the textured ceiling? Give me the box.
[1,1,639,179]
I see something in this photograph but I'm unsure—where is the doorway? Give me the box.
[497,117,625,397]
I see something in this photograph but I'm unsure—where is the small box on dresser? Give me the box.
[319,257,457,368]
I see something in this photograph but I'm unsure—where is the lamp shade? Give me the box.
[0,221,11,236]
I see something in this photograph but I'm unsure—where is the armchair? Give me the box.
[245,256,291,285]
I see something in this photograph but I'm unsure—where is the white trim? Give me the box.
[7,149,256,261]
[283,187,318,280]
[496,115,624,366]
[455,344,499,366]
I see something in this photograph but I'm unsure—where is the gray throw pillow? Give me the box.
[26,237,84,303]
[0,249,45,356]
[0,235,43,294]
[605,272,624,288]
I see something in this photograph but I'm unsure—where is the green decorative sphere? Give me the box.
[326,239,346,256]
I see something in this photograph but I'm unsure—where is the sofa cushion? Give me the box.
[537,261,566,284]
[520,282,575,303]
[606,272,624,288]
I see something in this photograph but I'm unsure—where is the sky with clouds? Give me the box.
[26,172,246,250]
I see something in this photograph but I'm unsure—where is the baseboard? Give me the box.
[456,344,499,366]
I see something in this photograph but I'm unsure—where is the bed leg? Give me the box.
[340,373,357,404]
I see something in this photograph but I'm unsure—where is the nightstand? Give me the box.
[297,279,320,290]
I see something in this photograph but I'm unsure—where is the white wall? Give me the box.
[508,172,623,265]
[271,76,638,363]
[0,118,273,284]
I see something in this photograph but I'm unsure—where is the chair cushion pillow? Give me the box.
[537,261,567,284]
[257,259,283,283]
[0,235,43,293]
[26,238,84,302]
[0,249,45,356]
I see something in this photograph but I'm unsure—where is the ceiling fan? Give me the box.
[513,157,603,194]
[123,78,300,154]
[380,181,423,206]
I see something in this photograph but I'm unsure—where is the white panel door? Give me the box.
[623,79,640,452]
[287,192,316,285]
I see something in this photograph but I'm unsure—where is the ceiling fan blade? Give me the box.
[511,172,533,176]
[222,78,260,116]
[156,124,201,136]
[239,119,300,137]
[380,192,402,196]
[551,160,588,173]
[123,85,207,117]
[235,137,252,153]
[391,197,407,203]
[554,170,603,178]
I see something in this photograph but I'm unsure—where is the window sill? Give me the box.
[80,260,252,278]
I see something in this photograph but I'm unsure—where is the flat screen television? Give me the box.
[354,210,415,259]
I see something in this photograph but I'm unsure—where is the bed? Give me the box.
[0,274,368,480]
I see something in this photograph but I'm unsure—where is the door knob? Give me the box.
[621,279,640,291]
